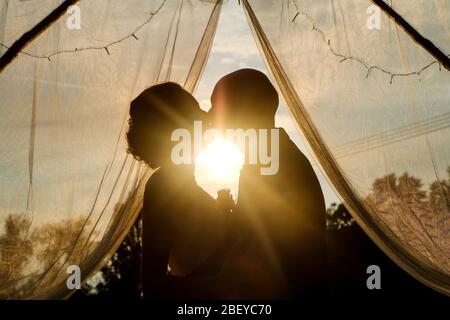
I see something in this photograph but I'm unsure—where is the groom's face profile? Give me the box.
[209,69,278,129]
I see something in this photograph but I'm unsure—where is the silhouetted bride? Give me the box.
[127,82,231,299]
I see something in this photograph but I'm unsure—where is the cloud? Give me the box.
[220,57,235,64]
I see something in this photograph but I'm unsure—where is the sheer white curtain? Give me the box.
[243,0,450,295]
[0,0,221,299]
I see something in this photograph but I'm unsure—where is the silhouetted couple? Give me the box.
[127,69,327,299]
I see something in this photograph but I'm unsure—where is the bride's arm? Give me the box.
[141,177,174,298]
[216,188,235,214]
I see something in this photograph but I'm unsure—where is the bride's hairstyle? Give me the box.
[127,82,204,167]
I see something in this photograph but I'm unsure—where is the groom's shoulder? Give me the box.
[275,127,320,184]
[277,128,310,162]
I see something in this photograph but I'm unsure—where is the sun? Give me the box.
[194,138,244,199]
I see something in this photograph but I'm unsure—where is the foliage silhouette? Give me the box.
[0,215,96,299]
[72,166,450,300]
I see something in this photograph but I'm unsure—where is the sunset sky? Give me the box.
[194,1,340,206]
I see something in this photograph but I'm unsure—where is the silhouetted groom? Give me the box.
[209,69,327,298]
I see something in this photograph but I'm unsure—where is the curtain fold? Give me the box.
[0,0,222,299]
[242,0,450,295]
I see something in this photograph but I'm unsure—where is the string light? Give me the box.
[0,0,166,60]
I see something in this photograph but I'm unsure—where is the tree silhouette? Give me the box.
[73,167,450,299]
[366,166,450,272]
[0,215,33,298]
[72,216,143,300]
[326,203,354,230]
[2,168,448,299]
[0,214,97,299]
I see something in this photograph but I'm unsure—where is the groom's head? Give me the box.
[209,69,278,129]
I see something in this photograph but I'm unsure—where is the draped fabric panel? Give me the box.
[243,0,450,295]
[0,1,62,48]
[0,0,221,299]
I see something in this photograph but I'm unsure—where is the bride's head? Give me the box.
[127,82,204,169]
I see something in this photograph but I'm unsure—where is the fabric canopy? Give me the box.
[0,0,221,299]
[0,0,449,299]
[242,0,449,294]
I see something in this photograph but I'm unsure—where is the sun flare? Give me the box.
[194,139,244,199]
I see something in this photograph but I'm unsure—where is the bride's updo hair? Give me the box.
[127,82,204,168]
